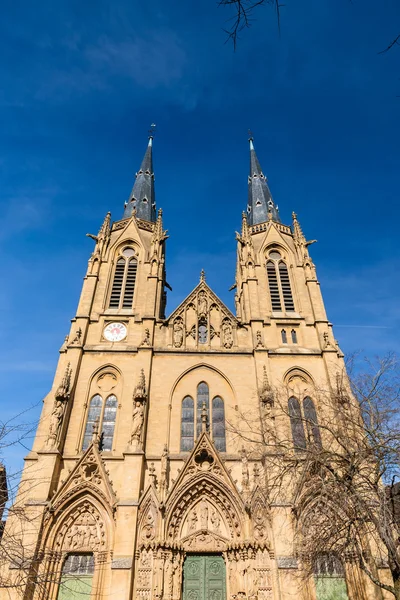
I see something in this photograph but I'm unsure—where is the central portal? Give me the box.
[183,555,226,600]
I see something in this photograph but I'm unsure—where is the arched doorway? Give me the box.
[183,554,226,600]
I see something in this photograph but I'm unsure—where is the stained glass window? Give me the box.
[288,397,307,451]
[181,396,195,451]
[212,397,226,452]
[101,395,118,451]
[196,382,209,437]
[314,554,348,600]
[57,554,94,600]
[303,397,322,448]
[82,395,103,451]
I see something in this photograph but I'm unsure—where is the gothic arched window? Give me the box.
[291,329,297,344]
[101,394,118,451]
[314,553,348,600]
[288,397,307,451]
[281,329,287,343]
[303,397,322,448]
[196,382,210,437]
[82,394,103,451]
[212,396,226,452]
[181,396,195,452]
[180,384,227,452]
[266,249,295,313]
[57,554,94,600]
[109,247,138,309]
[82,394,118,452]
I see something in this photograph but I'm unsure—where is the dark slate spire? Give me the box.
[247,137,280,225]
[123,135,156,222]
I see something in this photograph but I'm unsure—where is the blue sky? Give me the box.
[1,0,399,477]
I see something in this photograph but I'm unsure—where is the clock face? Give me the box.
[103,322,127,342]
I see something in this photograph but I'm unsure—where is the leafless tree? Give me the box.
[219,0,400,55]
[229,353,400,598]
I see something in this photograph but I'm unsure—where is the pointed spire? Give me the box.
[247,135,280,225]
[123,132,156,222]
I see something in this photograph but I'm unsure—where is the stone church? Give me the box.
[1,135,371,600]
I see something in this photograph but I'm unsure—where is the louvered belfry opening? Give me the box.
[267,261,282,310]
[109,247,138,309]
[122,259,137,307]
[266,248,295,313]
[278,261,295,311]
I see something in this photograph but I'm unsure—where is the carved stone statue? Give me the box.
[198,291,208,316]
[222,320,233,349]
[47,399,65,447]
[210,508,221,532]
[200,500,209,529]
[160,444,169,494]
[187,509,198,533]
[173,319,184,348]
[130,401,144,445]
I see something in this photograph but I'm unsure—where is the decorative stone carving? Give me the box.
[198,291,208,316]
[97,371,117,392]
[130,401,145,447]
[241,447,250,492]
[55,501,105,552]
[71,327,82,344]
[199,499,209,528]
[46,363,72,448]
[140,512,156,542]
[256,330,264,348]
[259,366,274,412]
[141,328,151,346]
[159,444,169,496]
[173,317,184,348]
[210,507,221,532]
[187,509,198,534]
[222,318,233,349]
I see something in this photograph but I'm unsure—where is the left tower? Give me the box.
[0,133,169,600]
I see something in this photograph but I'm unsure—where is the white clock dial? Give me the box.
[103,322,127,342]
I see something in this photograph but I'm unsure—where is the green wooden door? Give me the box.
[183,555,226,600]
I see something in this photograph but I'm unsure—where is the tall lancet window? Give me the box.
[109,247,138,309]
[314,553,348,600]
[82,394,118,452]
[196,382,210,437]
[212,397,226,452]
[57,554,94,600]
[266,249,295,312]
[181,396,195,452]
[180,384,227,452]
[288,397,307,451]
[303,397,322,448]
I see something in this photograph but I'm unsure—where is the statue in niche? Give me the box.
[200,500,209,529]
[210,508,221,532]
[130,400,144,446]
[47,399,65,446]
[222,320,233,349]
[198,291,208,316]
[173,319,184,348]
[187,509,198,533]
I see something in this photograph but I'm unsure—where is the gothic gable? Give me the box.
[166,279,238,350]
[165,433,246,548]
[50,442,117,513]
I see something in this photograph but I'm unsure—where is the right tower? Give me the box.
[235,135,342,375]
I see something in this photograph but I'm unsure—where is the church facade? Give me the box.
[1,136,377,600]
